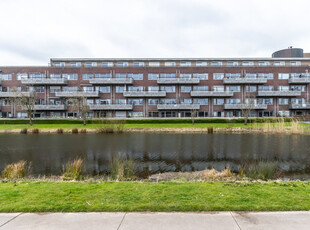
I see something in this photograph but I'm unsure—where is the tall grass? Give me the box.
[62,158,83,180]
[239,161,279,180]
[203,168,233,181]
[110,154,135,181]
[96,119,126,133]
[2,161,27,179]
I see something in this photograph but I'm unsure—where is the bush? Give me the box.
[240,161,279,180]
[2,161,27,179]
[32,128,39,134]
[20,128,28,134]
[80,129,87,134]
[71,128,79,134]
[96,120,126,133]
[56,128,64,134]
[110,155,136,181]
[62,158,83,180]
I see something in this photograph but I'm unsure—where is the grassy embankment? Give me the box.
[0,181,309,212]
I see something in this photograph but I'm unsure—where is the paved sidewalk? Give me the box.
[0,211,309,230]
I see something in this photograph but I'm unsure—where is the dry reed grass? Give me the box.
[62,158,83,180]
[2,161,27,179]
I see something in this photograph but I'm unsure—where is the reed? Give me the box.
[32,128,39,134]
[71,128,79,134]
[56,128,64,134]
[62,158,83,180]
[2,161,27,179]
[96,119,126,133]
[110,154,135,181]
[203,168,233,181]
[80,129,87,134]
[20,128,28,134]
[207,126,214,134]
[240,161,279,180]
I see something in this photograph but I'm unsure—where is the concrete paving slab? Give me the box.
[232,211,310,230]
[119,212,239,230]
[1,212,125,230]
[0,213,21,227]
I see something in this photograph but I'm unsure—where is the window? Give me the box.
[149,62,160,67]
[193,73,208,80]
[180,73,191,78]
[278,86,289,91]
[290,85,306,91]
[95,86,110,93]
[116,99,126,104]
[102,62,113,67]
[82,86,93,92]
[85,62,97,67]
[226,73,241,78]
[242,61,254,66]
[291,73,305,78]
[17,86,28,92]
[213,98,224,105]
[128,86,143,92]
[128,73,143,80]
[291,98,306,104]
[193,98,208,105]
[196,61,207,67]
[148,73,159,80]
[160,86,175,92]
[30,86,45,93]
[50,86,61,93]
[213,73,224,80]
[258,73,273,79]
[117,62,128,67]
[258,98,273,105]
[211,61,222,66]
[115,73,127,78]
[133,62,144,67]
[180,98,192,104]
[148,86,159,91]
[29,73,45,79]
[246,86,257,92]
[160,73,176,78]
[180,61,191,67]
[226,98,241,104]
[213,86,224,92]
[128,99,143,105]
[181,86,191,92]
[160,99,176,104]
[63,74,78,80]
[82,74,94,80]
[279,98,289,105]
[227,61,238,66]
[70,62,81,67]
[278,73,289,79]
[49,99,61,105]
[50,74,61,79]
[96,99,111,105]
[128,112,144,117]
[258,61,270,66]
[258,85,274,91]
[87,99,94,105]
[226,86,241,92]
[274,61,285,66]
[54,62,65,67]
[164,62,176,67]
[116,86,125,93]
[63,86,78,92]
[95,73,111,78]
[245,73,257,78]
[193,86,208,91]
[148,99,159,105]
[290,61,301,66]
[17,73,28,80]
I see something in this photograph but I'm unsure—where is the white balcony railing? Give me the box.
[289,104,310,109]
[190,91,234,97]
[21,78,68,85]
[89,104,133,110]
[89,78,133,84]
[123,91,166,97]
[33,105,67,110]
[257,91,301,97]
[157,78,200,84]
[157,104,200,110]
[0,92,30,97]
[223,78,267,84]
[55,91,100,97]
[224,104,268,110]
[288,77,310,84]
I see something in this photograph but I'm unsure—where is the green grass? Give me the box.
[0,181,309,212]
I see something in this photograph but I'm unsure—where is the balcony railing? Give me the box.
[89,104,133,110]
[257,91,301,97]
[190,91,234,97]
[0,92,30,97]
[224,104,268,110]
[89,78,133,84]
[21,78,68,85]
[288,77,310,84]
[33,104,67,110]
[223,78,267,84]
[55,91,100,97]
[157,104,200,110]
[289,104,310,109]
[157,78,200,84]
[123,91,166,97]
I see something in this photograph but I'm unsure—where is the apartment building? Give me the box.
[0,47,310,118]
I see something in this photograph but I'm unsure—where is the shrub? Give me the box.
[62,158,83,180]
[71,128,79,134]
[203,168,233,181]
[80,129,87,134]
[32,128,39,134]
[207,126,214,134]
[96,119,126,133]
[2,161,27,179]
[20,128,28,134]
[240,161,279,180]
[110,155,136,181]
[56,128,64,134]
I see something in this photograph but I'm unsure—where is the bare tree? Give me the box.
[68,91,89,126]
[191,109,197,125]
[16,90,36,126]
[241,90,256,125]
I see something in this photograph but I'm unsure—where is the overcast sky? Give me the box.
[0,0,309,65]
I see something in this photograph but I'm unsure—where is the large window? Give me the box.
[95,86,110,93]
[274,61,285,66]
[133,62,144,67]
[211,61,222,66]
[291,98,306,104]
[213,73,224,80]
[258,61,270,66]
[70,62,81,67]
[226,73,241,78]
[193,73,208,80]
[128,86,143,91]
[149,62,160,67]
[180,61,191,67]
[148,99,159,105]
[116,86,125,93]
[85,62,97,67]
[279,98,289,105]
[181,86,191,92]
[63,74,78,80]
[29,73,45,79]
[227,61,238,66]
[226,86,241,92]
[258,73,273,79]
[128,99,143,105]
[160,86,175,92]
[50,86,61,93]
[213,86,224,92]
[30,86,45,93]
[278,73,289,79]
[160,99,176,104]
[82,74,94,80]
[258,98,273,105]
[128,73,143,80]
[213,98,224,105]
[160,73,176,78]
[278,86,289,91]
[290,85,306,91]
[180,73,191,78]
[164,62,176,67]
[148,86,159,91]
[96,99,111,105]
[246,86,257,92]
[226,98,241,104]
[242,61,254,66]
[193,98,208,105]
[17,73,28,80]
[116,99,126,104]
[102,62,113,67]
[115,73,127,78]
[117,62,128,67]
[180,98,192,104]
[193,86,208,91]
[82,86,93,92]
[63,86,78,92]
[258,85,274,91]
[95,73,111,78]
[196,61,207,67]
[50,74,61,79]
[148,73,159,80]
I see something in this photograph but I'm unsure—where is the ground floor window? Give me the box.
[17,112,28,118]
[148,112,159,117]
[0,112,12,118]
[128,112,144,117]
[213,111,224,117]
[258,111,274,117]
[161,111,176,117]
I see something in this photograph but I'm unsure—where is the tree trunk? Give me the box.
[29,115,33,126]
[83,118,86,126]
[244,116,248,125]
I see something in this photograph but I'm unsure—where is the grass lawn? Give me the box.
[0,181,309,212]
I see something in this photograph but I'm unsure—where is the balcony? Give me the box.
[89,78,133,84]
[157,104,200,110]
[257,91,301,97]
[21,78,68,85]
[123,91,166,97]
[289,104,310,109]
[190,91,234,97]
[55,91,100,97]
[224,104,267,110]
[33,104,67,110]
[89,104,133,110]
[157,78,200,84]
[223,78,267,84]
[0,92,30,97]
[288,77,310,84]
